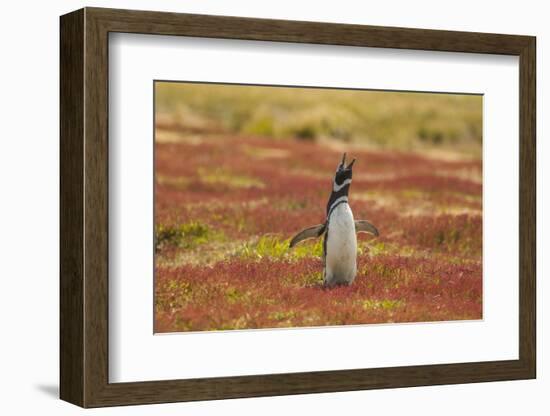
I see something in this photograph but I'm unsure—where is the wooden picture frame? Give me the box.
[60,7,536,408]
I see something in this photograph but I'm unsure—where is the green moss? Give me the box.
[155,221,222,251]
[235,235,324,260]
[225,287,251,304]
[365,241,388,256]
[362,299,405,311]
[269,310,297,321]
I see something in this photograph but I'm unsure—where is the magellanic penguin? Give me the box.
[289,153,379,287]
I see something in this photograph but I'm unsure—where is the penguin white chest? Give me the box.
[325,203,357,286]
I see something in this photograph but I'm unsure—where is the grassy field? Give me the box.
[154,83,482,333]
[156,82,482,155]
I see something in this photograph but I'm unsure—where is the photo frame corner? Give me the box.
[60,6,536,408]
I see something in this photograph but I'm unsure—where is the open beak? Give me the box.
[338,153,355,170]
[339,153,347,170]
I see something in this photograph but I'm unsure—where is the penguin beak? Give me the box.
[338,153,347,170]
[347,158,356,170]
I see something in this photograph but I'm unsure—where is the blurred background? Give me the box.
[155,82,482,156]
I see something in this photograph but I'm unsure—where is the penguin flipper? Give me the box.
[289,224,326,248]
[355,220,379,237]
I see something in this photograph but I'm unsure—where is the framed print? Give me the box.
[60,7,536,408]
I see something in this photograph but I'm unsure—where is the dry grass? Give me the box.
[155,82,482,155]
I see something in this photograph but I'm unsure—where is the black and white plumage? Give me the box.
[289,153,379,287]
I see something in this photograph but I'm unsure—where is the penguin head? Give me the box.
[333,153,355,188]
[326,153,355,215]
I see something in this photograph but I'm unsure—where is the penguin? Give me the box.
[289,153,379,287]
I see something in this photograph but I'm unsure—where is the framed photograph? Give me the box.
[60,7,536,408]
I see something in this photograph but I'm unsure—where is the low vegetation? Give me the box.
[155,130,482,332]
